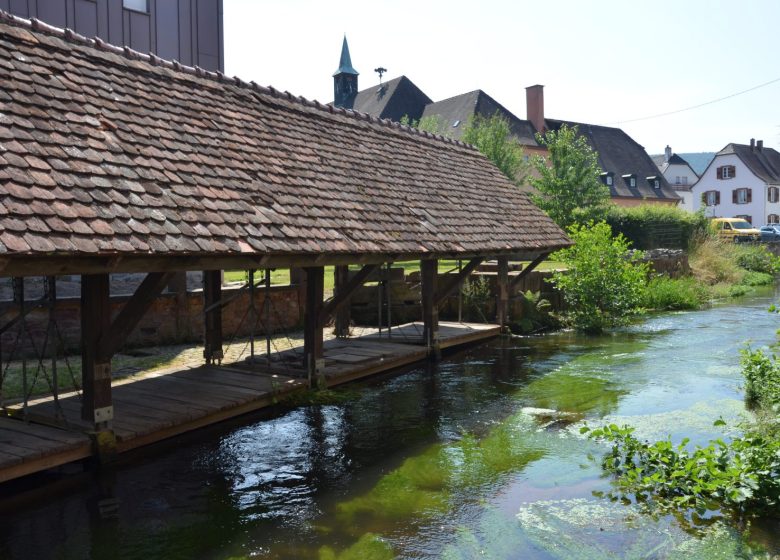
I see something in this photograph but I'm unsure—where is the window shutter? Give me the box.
[732,190,738,204]
[731,166,736,178]
[715,191,721,205]
[747,188,752,203]
[717,167,723,179]
[701,192,707,205]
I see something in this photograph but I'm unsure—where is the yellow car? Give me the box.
[710,218,761,243]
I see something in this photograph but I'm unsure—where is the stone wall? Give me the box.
[0,282,302,357]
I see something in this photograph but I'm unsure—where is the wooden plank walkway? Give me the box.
[0,321,499,483]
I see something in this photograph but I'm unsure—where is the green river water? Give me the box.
[1,287,779,559]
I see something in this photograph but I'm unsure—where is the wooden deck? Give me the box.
[0,321,499,484]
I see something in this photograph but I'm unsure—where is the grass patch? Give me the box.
[642,276,709,311]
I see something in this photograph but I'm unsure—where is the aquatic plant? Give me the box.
[318,533,395,560]
[582,422,780,524]
[642,276,709,311]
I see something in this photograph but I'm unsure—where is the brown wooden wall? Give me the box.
[0,0,223,71]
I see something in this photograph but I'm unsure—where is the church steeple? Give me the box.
[333,35,359,109]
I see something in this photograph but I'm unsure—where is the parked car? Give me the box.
[760,225,780,242]
[710,218,761,243]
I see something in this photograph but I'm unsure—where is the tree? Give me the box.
[530,124,611,229]
[399,114,450,137]
[461,112,529,185]
[550,221,648,333]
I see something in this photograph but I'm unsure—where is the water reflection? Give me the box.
[1,288,779,559]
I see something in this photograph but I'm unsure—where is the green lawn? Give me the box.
[224,260,563,292]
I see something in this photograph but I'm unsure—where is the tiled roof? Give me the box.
[720,143,780,185]
[0,13,570,269]
[422,90,539,146]
[350,75,432,123]
[546,120,680,202]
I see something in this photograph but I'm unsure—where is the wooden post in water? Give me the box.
[303,266,325,387]
[334,265,350,338]
[421,259,440,361]
[497,257,509,332]
[81,274,116,459]
[203,270,223,365]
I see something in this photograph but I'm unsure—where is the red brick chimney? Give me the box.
[526,84,545,135]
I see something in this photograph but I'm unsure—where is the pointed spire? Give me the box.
[333,35,359,77]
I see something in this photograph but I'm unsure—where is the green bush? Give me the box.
[740,347,780,409]
[583,423,780,522]
[605,205,709,250]
[642,276,708,310]
[551,222,649,333]
[509,290,559,334]
[733,244,780,274]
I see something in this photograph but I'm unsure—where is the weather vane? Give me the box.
[374,67,387,84]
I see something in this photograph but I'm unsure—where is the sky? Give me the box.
[223,0,780,155]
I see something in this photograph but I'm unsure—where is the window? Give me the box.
[675,176,681,185]
[717,165,736,179]
[732,188,751,204]
[622,174,636,188]
[768,214,779,224]
[123,0,148,12]
[769,187,779,203]
[735,214,753,225]
[702,190,720,206]
[600,172,614,186]
[646,176,661,189]
[682,176,688,185]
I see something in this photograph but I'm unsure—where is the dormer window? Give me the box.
[622,174,637,188]
[647,175,661,189]
[600,172,614,186]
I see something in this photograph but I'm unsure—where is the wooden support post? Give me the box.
[203,270,223,365]
[81,274,114,440]
[434,257,484,308]
[168,272,190,342]
[290,267,306,325]
[509,253,549,290]
[421,259,440,361]
[303,267,325,387]
[319,264,378,329]
[497,257,509,332]
[334,265,350,338]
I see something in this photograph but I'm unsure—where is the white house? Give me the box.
[691,140,780,225]
[653,146,699,211]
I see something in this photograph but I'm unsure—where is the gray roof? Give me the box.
[718,144,780,185]
[421,90,539,146]
[351,75,432,123]
[546,120,679,201]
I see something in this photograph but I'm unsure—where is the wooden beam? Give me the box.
[303,267,325,386]
[421,259,440,361]
[96,272,175,362]
[333,265,350,337]
[497,256,509,331]
[434,257,484,308]
[509,253,550,290]
[203,270,223,365]
[81,274,113,428]
[319,264,378,330]
[0,248,570,278]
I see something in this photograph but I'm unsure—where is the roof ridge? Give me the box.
[0,10,476,152]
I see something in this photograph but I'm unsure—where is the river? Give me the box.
[1,287,779,559]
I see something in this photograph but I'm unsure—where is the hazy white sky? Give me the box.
[224,0,780,154]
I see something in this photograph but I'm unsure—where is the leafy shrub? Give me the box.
[462,276,491,322]
[733,244,780,275]
[583,423,780,522]
[605,205,709,250]
[740,347,780,409]
[509,290,559,334]
[740,270,774,286]
[642,276,708,310]
[551,222,649,333]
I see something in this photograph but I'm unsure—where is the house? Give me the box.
[653,146,699,211]
[692,140,780,225]
[0,0,223,71]
[333,39,678,206]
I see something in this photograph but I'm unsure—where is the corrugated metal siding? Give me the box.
[1,0,223,71]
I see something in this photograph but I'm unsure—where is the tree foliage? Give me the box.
[551,221,648,333]
[399,114,450,137]
[530,124,611,229]
[460,112,529,185]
